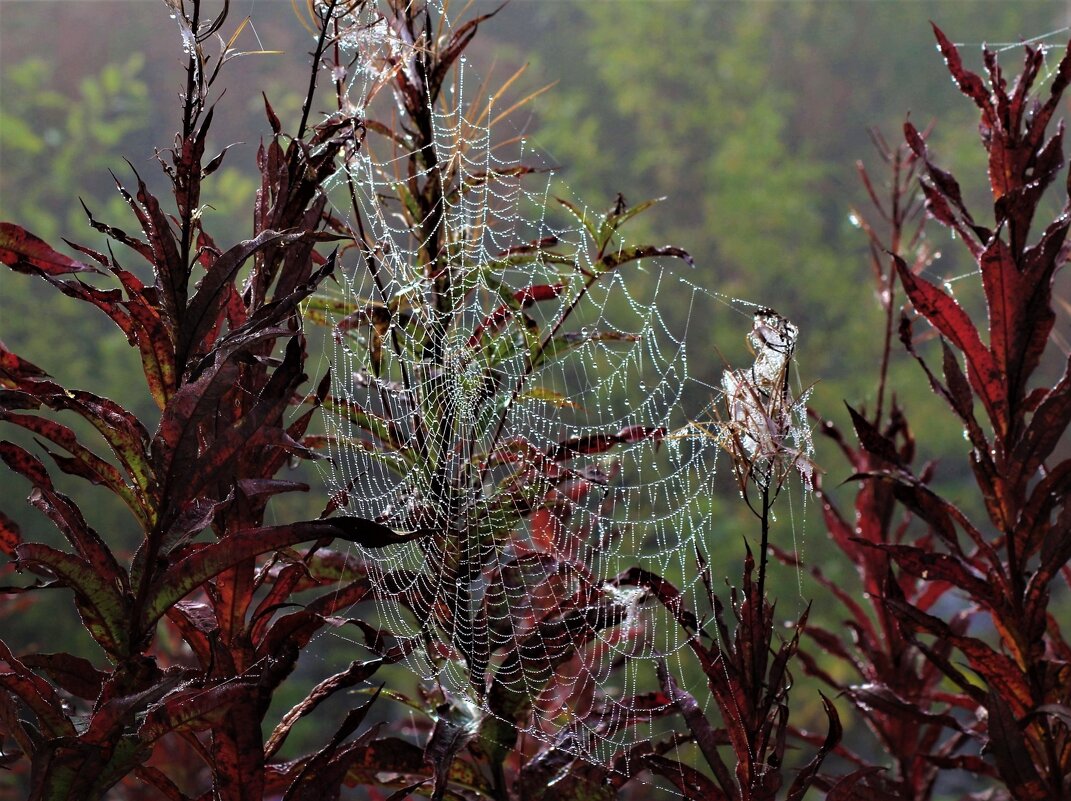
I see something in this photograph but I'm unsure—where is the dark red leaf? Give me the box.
[14,543,130,658]
[985,690,1047,800]
[895,255,1006,431]
[0,223,99,275]
[19,652,105,700]
[0,509,21,557]
[931,25,991,111]
[143,518,426,630]
[786,693,841,801]
[1014,354,1071,481]
[825,767,890,801]
[133,766,190,801]
[79,197,153,261]
[644,754,728,801]
[263,93,281,135]
[846,404,902,465]
[1,411,143,517]
[869,542,994,606]
[0,638,77,737]
[265,659,383,759]
[125,169,185,327]
[282,689,383,801]
[888,595,1030,712]
[843,683,962,732]
[177,228,305,367]
[139,683,250,742]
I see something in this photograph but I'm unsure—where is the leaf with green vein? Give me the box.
[142,518,428,631]
[14,543,129,658]
[0,222,100,275]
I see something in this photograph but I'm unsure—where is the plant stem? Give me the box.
[757,482,770,628]
[297,0,337,144]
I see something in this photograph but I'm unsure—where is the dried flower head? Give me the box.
[713,308,814,494]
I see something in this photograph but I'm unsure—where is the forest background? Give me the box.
[1,0,1070,797]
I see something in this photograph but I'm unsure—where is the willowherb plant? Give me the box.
[0,1,704,799]
[4,2,1069,800]
[0,1,430,798]
[790,26,1071,801]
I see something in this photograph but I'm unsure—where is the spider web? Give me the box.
[310,0,814,774]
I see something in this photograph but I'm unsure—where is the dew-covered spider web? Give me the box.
[308,0,815,774]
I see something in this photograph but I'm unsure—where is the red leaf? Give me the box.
[160,335,306,511]
[177,228,305,367]
[870,542,994,606]
[143,518,427,631]
[786,693,841,801]
[657,661,735,797]
[1,412,145,520]
[14,543,130,658]
[846,404,902,466]
[931,25,992,112]
[895,255,1006,432]
[19,652,106,700]
[980,237,1032,407]
[265,659,383,759]
[263,93,281,135]
[985,690,1047,800]
[644,754,729,801]
[0,440,53,490]
[126,168,185,326]
[514,282,566,306]
[0,638,76,737]
[0,509,21,557]
[139,683,250,742]
[1014,355,1071,483]
[124,289,178,409]
[0,223,99,275]
[212,701,265,801]
[528,508,562,553]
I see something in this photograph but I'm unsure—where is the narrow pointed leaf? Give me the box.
[143,518,426,630]
[0,223,99,275]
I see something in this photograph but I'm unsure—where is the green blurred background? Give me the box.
[2,0,1069,795]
